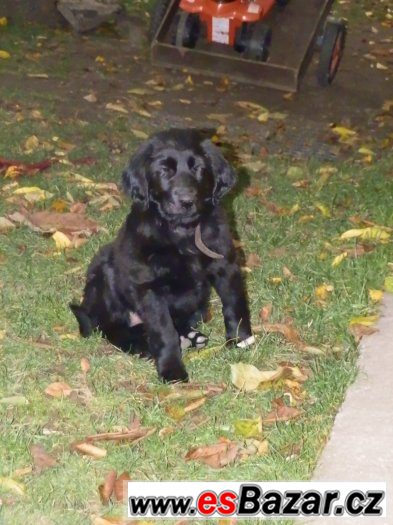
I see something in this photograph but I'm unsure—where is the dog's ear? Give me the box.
[122,139,156,209]
[69,303,93,338]
[201,139,236,204]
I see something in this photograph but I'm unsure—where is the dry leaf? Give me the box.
[263,398,302,424]
[262,323,324,355]
[114,471,132,503]
[234,418,262,438]
[52,231,72,250]
[245,253,261,268]
[45,381,72,398]
[315,283,334,301]
[185,439,240,469]
[230,363,283,391]
[105,102,128,114]
[349,315,379,327]
[259,304,272,322]
[81,357,90,373]
[30,444,58,473]
[349,324,377,342]
[98,470,117,505]
[0,50,11,59]
[85,427,156,444]
[332,252,348,267]
[0,216,15,233]
[340,227,390,242]
[71,442,107,459]
[0,477,25,495]
[369,289,383,302]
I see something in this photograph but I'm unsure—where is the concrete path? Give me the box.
[307,293,393,525]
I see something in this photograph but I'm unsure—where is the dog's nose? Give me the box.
[180,198,194,210]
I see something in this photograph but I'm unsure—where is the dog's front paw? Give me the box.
[236,335,256,349]
[157,356,189,383]
[180,331,209,350]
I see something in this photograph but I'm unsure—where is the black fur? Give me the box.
[70,129,252,382]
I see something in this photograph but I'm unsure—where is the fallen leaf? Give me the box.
[24,135,40,152]
[369,289,383,302]
[259,304,272,322]
[105,102,128,114]
[262,323,323,354]
[0,50,11,59]
[230,363,284,391]
[0,477,25,495]
[114,471,132,503]
[84,93,97,103]
[384,276,393,293]
[81,357,90,373]
[315,283,334,302]
[340,227,390,243]
[263,398,302,424]
[349,324,377,342]
[98,470,117,505]
[234,418,262,438]
[52,230,72,250]
[45,381,72,398]
[185,439,240,469]
[0,216,15,233]
[71,442,107,459]
[85,427,156,444]
[245,253,261,268]
[131,129,149,139]
[239,438,269,459]
[30,444,58,473]
[332,252,348,267]
[13,186,53,203]
[349,315,379,327]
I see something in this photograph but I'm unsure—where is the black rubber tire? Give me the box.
[245,22,272,62]
[172,11,200,48]
[234,22,250,53]
[149,0,173,41]
[317,19,346,87]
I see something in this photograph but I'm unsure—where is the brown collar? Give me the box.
[194,223,224,259]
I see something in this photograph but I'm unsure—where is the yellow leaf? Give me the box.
[270,276,282,285]
[286,166,305,179]
[230,363,284,391]
[13,186,53,202]
[384,276,393,293]
[358,146,374,156]
[234,418,263,438]
[105,102,128,114]
[0,49,10,59]
[331,125,357,139]
[0,477,25,495]
[0,17,8,26]
[52,231,71,250]
[24,135,40,151]
[315,283,334,301]
[131,129,149,139]
[369,289,383,302]
[315,203,331,218]
[332,252,348,267]
[95,55,105,63]
[349,315,379,327]
[340,227,390,242]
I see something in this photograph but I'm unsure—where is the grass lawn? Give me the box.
[0,11,393,525]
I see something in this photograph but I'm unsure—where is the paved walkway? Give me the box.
[307,293,393,524]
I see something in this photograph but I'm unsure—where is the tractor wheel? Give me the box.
[149,0,173,41]
[317,19,346,86]
[172,11,200,48]
[245,22,272,62]
[234,22,250,53]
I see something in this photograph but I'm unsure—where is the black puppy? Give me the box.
[70,129,254,382]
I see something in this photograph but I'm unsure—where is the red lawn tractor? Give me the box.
[150,0,347,90]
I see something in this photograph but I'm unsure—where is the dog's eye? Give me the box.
[191,164,203,174]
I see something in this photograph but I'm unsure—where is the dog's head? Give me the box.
[122,129,236,221]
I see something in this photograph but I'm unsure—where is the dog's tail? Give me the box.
[69,303,94,337]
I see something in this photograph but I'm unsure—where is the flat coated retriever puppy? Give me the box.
[70,129,254,382]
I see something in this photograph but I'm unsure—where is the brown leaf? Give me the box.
[114,471,132,503]
[80,357,90,374]
[71,442,107,459]
[45,381,72,398]
[15,210,100,236]
[259,304,272,322]
[98,470,117,505]
[185,439,240,469]
[262,322,324,355]
[349,324,378,343]
[245,253,261,268]
[85,427,156,445]
[263,398,302,424]
[30,444,58,473]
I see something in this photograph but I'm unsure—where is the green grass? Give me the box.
[0,15,393,525]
